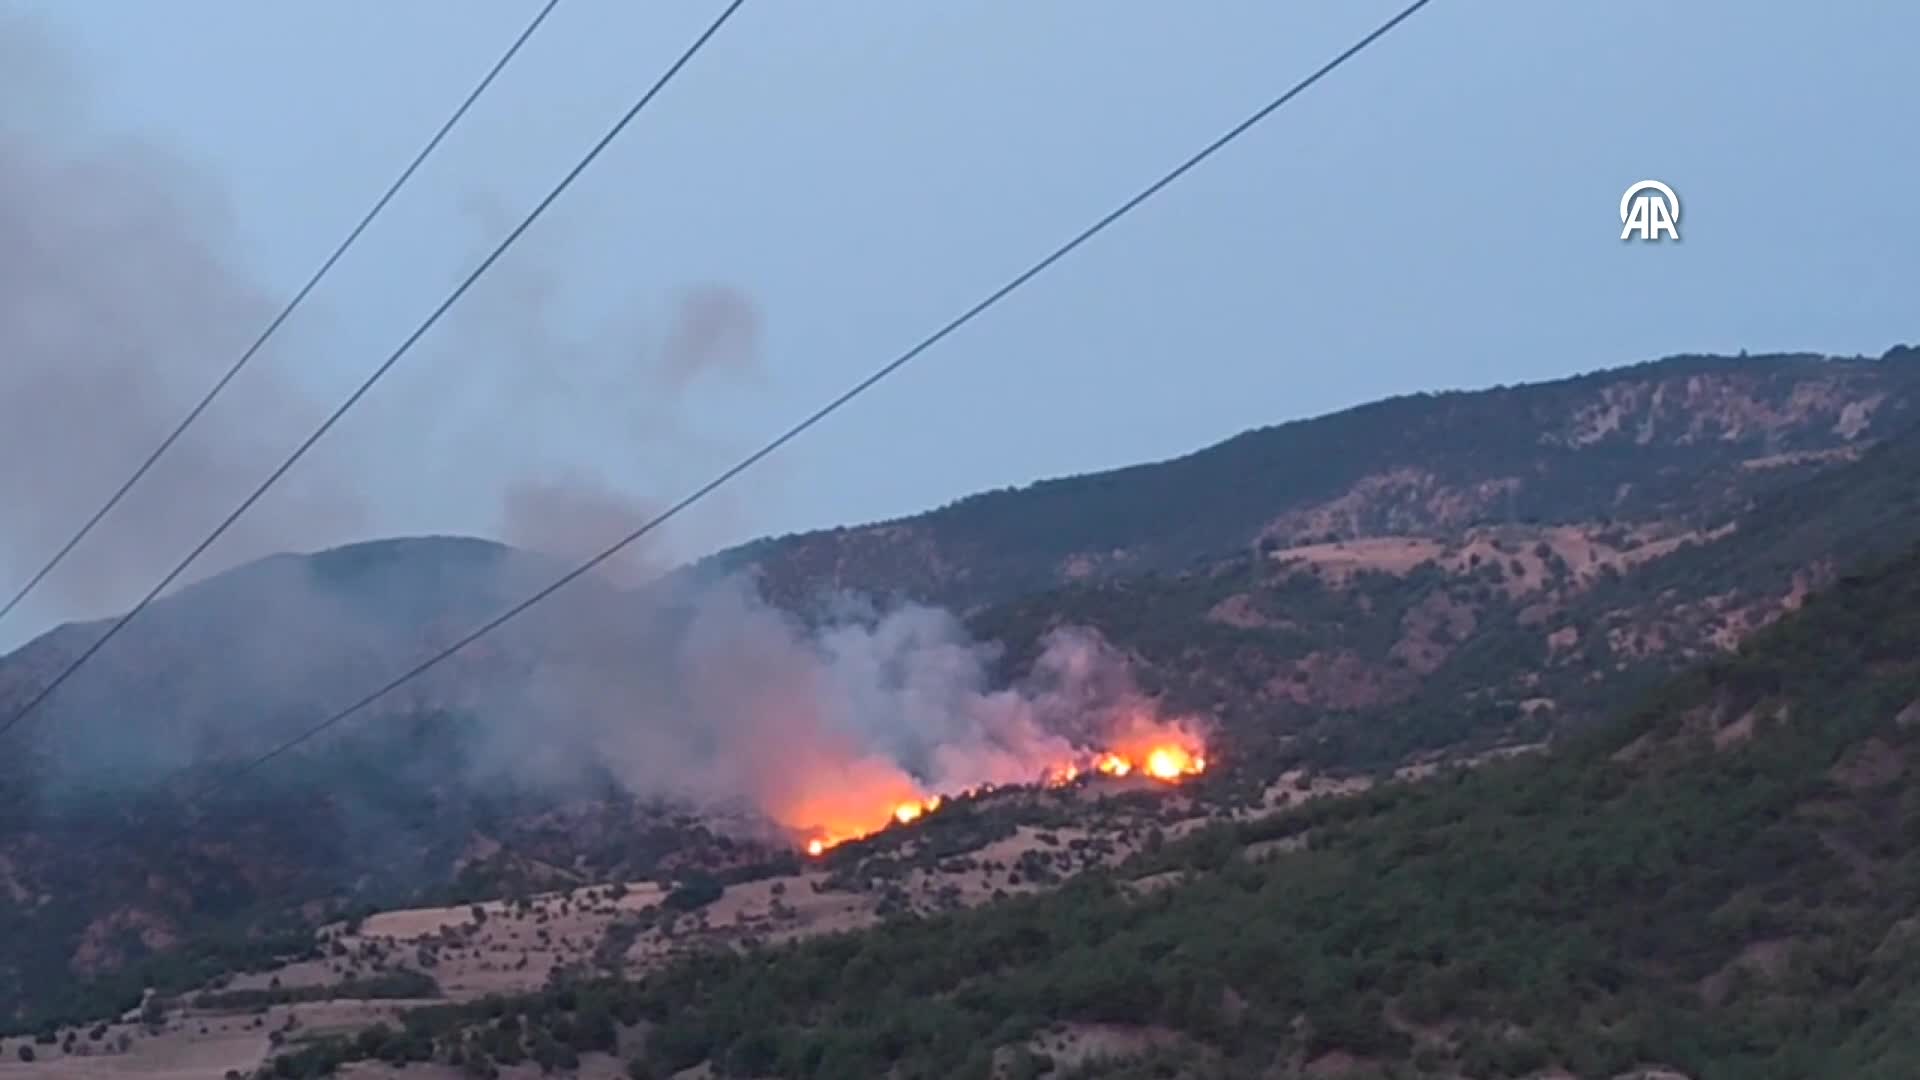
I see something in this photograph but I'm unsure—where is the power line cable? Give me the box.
[0,0,750,742]
[0,0,564,630]
[197,0,1439,792]
[19,0,1441,942]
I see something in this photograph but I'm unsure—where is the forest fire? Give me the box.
[1145,745,1205,779]
[801,736,1207,857]
[893,795,942,825]
[714,620,1213,862]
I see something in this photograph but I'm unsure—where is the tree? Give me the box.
[663,875,724,913]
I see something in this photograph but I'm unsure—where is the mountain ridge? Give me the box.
[3,342,1918,1049]
[255,484,1920,1080]
[701,347,1920,612]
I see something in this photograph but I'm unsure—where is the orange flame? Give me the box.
[800,735,1206,857]
[1096,712,1209,784]
[1144,745,1204,779]
[893,794,944,825]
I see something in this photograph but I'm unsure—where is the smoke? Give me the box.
[0,21,1199,853]
[0,22,764,632]
[483,280,764,585]
[0,16,371,622]
[417,190,766,586]
[18,525,1198,849]
[464,576,1192,840]
[660,283,762,390]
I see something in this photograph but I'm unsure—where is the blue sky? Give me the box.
[7,1,1917,630]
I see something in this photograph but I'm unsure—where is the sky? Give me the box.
[2,0,1916,645]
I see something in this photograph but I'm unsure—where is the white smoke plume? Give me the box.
[462,576,1192,840]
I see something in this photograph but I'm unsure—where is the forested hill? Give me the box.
[966,416,1920,773]
[6,345,1920,1070]
[351,536,1920,1080]
[707,347,1920,611]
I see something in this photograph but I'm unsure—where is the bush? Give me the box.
[662,876,724,913]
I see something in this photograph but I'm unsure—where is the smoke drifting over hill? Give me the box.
[0,22,1193,854]
[0,20,762,636]
[13,535,1197,858]
[482,279,763,586]
[479,575,1192,840]
[0,23,1164,845]
[0,17,366,623]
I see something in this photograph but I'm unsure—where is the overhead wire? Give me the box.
[195,0,1440,793]
[0,0,752,743]
[7,0,1442,949]
[0,0,565,629]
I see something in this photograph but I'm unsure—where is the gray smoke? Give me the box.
[0,21,1199,844]
[424,192,764,586]
[660,283,762,390]
[0,22,762,631]
[16,541,1188,846]
[480,273,765,584]
[463,578,1179,838]
[0,16,371,624]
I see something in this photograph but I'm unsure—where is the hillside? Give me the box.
[970,415,1920,774]
[0,538,801,1033]
[4,345,1919,1060]
[1,537,560,786]
[711,348,1920,612]
[291,536,1920,1079]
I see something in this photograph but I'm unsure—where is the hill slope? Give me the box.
[712,349,1920,611]
[0,538,792,1031]
[968,415,1920,774]
[353,540,1920,1080]
[0,537,562,785]
[5,345,1919,1050]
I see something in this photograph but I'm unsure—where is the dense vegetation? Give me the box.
[0,708,783,1032]
[0,930,319,1039]
[277,541,1920,1078]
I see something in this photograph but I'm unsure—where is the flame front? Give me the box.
[893,794,944,825]
[1144,745,1203,779]
[801,737,1206,857]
